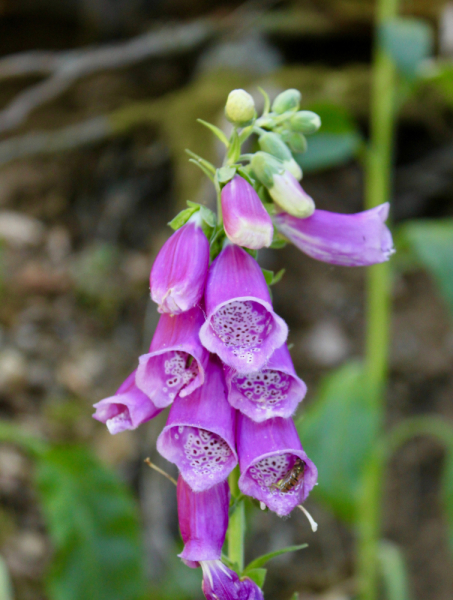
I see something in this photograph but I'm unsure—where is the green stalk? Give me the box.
[228,467,245,572]
[358,0,400,598]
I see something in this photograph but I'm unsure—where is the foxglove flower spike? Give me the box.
[150,218,209,314]
[157,357,237,491]
[199,244,288,374]
[93,370,162,434]
[136,307,209,408]
[274,204,394,266]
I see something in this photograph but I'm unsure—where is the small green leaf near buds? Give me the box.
[168,206,199,230]
[217,166,237,184]
[290,111,322,134]
[272,89,301,114]
[225,89,256,126]
[250,151,284,189]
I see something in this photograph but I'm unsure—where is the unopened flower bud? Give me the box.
[270,172,315,218]
[282,130,308,154]
[250,151,284,189]
[225,89,255,126]
[258,132,302,180]
[290,111,321,134]
[271,89,301,114]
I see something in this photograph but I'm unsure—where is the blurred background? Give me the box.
[0,1,452,599]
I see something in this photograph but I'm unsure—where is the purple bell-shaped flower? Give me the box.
[150,218,209,314]
[92,370,162,434]
[221,176,273,250]
[274,203,394,266]
[157,357,237,491]
[136,307,209,408]
[224,344,306,422]
[237,413,317,516]
[201,561,264,600]
[199,244,288,374]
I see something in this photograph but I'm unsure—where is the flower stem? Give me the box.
[359,0,400,598]
[228,467,245,572]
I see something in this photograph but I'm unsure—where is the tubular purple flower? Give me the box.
[221,176,273,250]
[274,203,394,266]
[237,413,317,516]
[224,344,306,422]
[150,218,209,314]
[92,370,162,435]
[177,475,229,567]
[199,244,288,374]
[136,307,209,408]
[156,357,237,491]
[201,561,264,600]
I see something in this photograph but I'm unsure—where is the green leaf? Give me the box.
[197,119,230,147]
[168,206,198,230]
[237,167,255,185]
[399,220,453,318]
[296,361,380,522]
[187,201,216,228]
[261,268,274,286]
[243,568,267,588]
[243,544,308,572]
[36,446,146,600]
[379,17,434,78]
[217,166,237,184]
[185,149,216,173]
[227,130,241,164]
[378,541,411,600]
[295,103,362,173]
[271,268,285,285]
[258,87,271,115]
[442,451,453,557]
[188,159,215,182]
[0,555,14,600]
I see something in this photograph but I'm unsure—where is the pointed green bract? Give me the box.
[243,544,308,573]
[243,568,267,588]
[197,118,230,147]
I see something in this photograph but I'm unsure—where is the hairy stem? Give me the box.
[228,467,245,572]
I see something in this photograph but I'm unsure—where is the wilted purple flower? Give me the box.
[199,244,288,374]
[201,561,264,600]
[237,413,317,516]
[177,475,229,567]
[274,203,394,266]
[136,307,209,408]
[93,370,162,435]
[157,357,237,491]
[150,218,209,314]
[224,344,306,422]
[222,176,273,250]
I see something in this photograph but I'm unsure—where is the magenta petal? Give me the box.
[177,475,229,565]
[222,176,273,250]
[136,307,209,408]
[199,245,288,374]
[156,357,237,491]
[224,344,306,422]
[150,220,209,314]
[92,370,162,434]
[275,204,394,266]
[237,413,317,516]
[200,561,265,600]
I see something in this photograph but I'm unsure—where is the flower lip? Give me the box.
[136,307,209,408]
[156,357,238,492]
[224,344,307,422]
[200,560,265,600]
[93,370,162,434]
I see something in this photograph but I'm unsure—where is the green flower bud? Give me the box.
[282,131,308,154]
[258,132,302,180]
[250,151,284,189]
[290,111,321,134]
[271,89,301,114]
[225,89,256,126]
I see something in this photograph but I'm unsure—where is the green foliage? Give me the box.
[399,219,453,318]
[378,541,411,600]
[217,166,237,184]
[261,268,285,287]
[243,544,308,573]
[243,568,267,588]
[35,446,147,600]
[197,119,229,147]
[0,555,14,600]
[168,206,199,230]
[296,362,380,522]
[294,103,362,173]
[379,17,434,79]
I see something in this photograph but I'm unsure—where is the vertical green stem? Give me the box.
[359,0,399,599]
[228,467,245,572]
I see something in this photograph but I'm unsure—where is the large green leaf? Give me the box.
[399,220,453,318]
[379,17,434,79]
[295,103,362,173]
[35,446,147,600]
[296,362,380,522]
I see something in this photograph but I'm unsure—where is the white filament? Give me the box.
[297,504,318,532]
